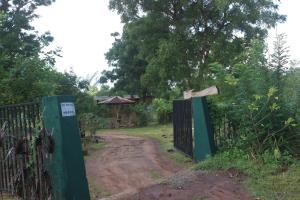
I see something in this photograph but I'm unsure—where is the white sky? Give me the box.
[32,0,123,79]
[33,0,300,79]
[267,0,300,62]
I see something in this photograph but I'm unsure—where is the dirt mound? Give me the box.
[122,170,253,200]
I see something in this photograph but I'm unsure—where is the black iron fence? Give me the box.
[173,97,238,158]
[173,99,193,157]
[0,102,51,200]
[206,101,238,150]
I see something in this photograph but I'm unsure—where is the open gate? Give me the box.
[0,102,51,200]
[173,99,193,157]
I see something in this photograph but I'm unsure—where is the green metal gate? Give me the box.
[173,97,217,162]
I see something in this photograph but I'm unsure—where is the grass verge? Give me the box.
[88,141,106,151]
[195,148,300,200]
[89,183,112,200]
[149,170,163,181]
[82,136,106,157]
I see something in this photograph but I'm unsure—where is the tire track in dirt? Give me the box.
[85,134,182,199]
[86,133,252,200]
[122,170,253,200]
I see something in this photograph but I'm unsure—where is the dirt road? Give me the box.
[124,170,253,200]
[85,134,182,199]
[85,133,252,200]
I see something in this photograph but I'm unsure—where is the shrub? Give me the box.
[207,40,299,157]
[79,113,106,138]
[129,103,153,126]
[152,98,172,124]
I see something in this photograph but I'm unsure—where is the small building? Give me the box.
[95,95,139,104]
[96,96,136,128]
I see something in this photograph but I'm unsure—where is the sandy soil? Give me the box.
[85,133,252,200]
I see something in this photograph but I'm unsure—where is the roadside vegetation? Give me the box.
[82,137,106,157]
[196,148,300,200]
[1,0,300,199]
[88,184,112,200]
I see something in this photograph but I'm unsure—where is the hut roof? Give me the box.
[99,96,135,105]
[95,96,110,101]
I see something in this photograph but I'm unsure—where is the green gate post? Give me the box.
[42,96,90,200]
[192,96,216,162]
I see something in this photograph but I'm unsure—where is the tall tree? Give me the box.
[0,0,60,104]
[103,0,285,97]
[101,13,170,96]
[271,33,290,89]
[0,0,55,68]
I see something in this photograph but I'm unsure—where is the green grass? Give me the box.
[89,183,112,199]
[149,170,162,180]
[82,137,106,157]
[89,141,106,151]
[98,124,193,167]
[195,149,300,200]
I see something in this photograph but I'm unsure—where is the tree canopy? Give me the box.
[0,0,91,104]
[101,0,286,97]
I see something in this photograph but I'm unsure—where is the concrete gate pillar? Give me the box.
[42,96,90,200]
[192,96,216,162]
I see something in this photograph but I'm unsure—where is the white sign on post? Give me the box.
[61,102,76,117]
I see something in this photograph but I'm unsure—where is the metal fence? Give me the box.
[173,99,193,157]
[206,101,237,150]
[0,102,51,200]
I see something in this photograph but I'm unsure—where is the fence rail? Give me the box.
[0,102,51,200]
[206,100,238,150]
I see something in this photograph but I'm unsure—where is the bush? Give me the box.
[152,98,172,124]
[79,113,106,138]
[129,103,153,126]
[207,40,299,157]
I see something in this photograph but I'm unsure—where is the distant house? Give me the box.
[94,96,110,104]
[122,95,140,102]
[94,95,153,128]
[95,95,141,104]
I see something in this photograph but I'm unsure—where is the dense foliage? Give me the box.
[207,36,300,157]
[1,0,299,161]
[102,0,285,97]
[102,0,299,159]
[0,0,91,107]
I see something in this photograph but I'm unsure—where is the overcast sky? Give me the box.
[33,0,300,79]
[32,0,123,79]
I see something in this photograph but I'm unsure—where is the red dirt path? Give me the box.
[123,170,253,200]
[86,134,182,199]
[85,133,252,200]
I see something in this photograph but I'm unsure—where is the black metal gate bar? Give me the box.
[0,102,51,200]
[173,99,193,157]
